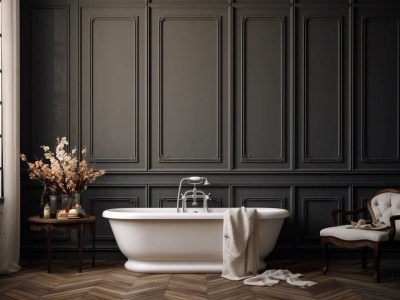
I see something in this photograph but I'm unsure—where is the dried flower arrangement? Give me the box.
[20,137,105,195]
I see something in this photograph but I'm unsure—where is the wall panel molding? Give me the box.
[240,16,286,163]
[89,16,139,163]
[360,16,400,163]
[241,196,287,208]
[90,197,138,241]
[302,196,343,240]
[157,16,222,163]
[302,16,343,163]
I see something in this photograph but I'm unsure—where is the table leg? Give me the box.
[92,222,96,267]
[78,224,84,273]
[28,224,32,269]
[46,225,52,273]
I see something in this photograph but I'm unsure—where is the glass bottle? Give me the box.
[49,194,57,218]
[61,194,72,212]
[39,186,46,218]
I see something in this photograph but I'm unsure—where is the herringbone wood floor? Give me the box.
[0,259,399,299]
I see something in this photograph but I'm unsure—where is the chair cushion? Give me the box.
[370,192,400,225]
[320,225,390,242]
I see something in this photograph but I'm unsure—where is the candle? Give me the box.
[57,210,68,219]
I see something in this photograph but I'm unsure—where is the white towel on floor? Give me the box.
[221,207,260,280]
[243,269,317,287]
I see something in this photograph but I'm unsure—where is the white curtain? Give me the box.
[0,0,21,274]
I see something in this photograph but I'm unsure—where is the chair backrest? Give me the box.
[367,188,400,226]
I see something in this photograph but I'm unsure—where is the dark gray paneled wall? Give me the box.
[20,0,400,258]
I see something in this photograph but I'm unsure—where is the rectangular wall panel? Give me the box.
[158,17,221,162]
[234,7,290,170]
[81,6,146,170]
[296,7,349,170]
[81,186,146,249]
[295,187,349,246]
[90,17,138,162]
[233,186,291,208]
[361,17,400,162]
[30,5,69,157]
[303,17,342,162]
[241,17,285,162]
[233,186,292,246]
[303,197,342,238]
[91,196,139,241]
[150,7,228,170]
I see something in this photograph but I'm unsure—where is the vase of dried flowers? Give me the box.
[61,192,81,212]
[61,193,72,212]
[21,137,105,216]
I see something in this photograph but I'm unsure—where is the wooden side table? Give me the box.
[28,215,96,273]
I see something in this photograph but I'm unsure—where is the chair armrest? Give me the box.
[389,215,400,241]
[331,207,367,226]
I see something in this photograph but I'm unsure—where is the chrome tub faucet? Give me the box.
[176,176,211,213]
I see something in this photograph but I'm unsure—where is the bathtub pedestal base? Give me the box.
[125,259,223,273]
[125,260,267,274]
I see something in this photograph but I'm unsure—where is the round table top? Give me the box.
[28,215,96,224]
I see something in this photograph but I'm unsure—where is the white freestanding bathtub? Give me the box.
[102,207,289,273]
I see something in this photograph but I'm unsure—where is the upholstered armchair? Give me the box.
[320,188,400,282]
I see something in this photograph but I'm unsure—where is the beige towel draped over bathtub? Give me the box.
[221,207,260,280]
[221,207,317,288]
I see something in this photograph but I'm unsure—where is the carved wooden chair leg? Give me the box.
[321,238,330,274]
[362,246,368,269]
[372,243,381,283]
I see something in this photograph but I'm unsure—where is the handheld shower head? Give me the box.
[187,176,210,185]
[188,176,202,182]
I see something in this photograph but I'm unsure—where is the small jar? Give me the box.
[43,203,50,219]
